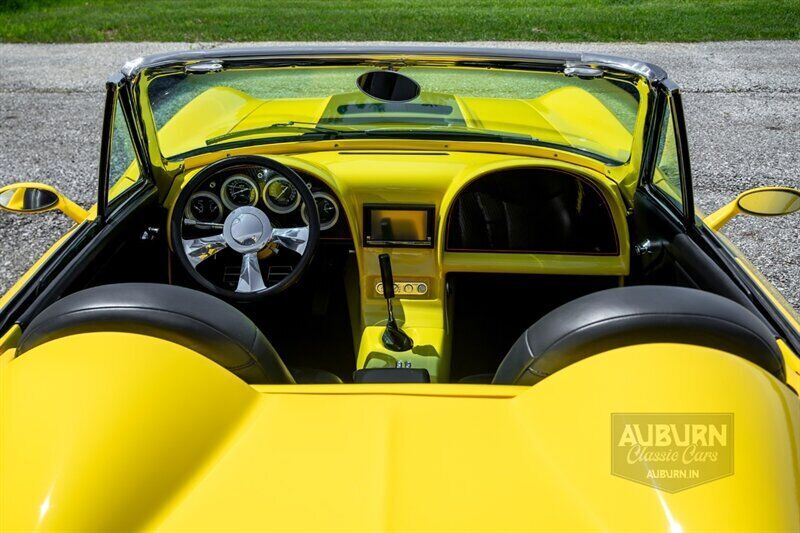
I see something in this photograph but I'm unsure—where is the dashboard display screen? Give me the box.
[364,205,435,247]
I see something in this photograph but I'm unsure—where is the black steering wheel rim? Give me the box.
[170,155,320,301]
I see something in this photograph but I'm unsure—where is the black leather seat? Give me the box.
[16,283,342,385]
[490,286,785,385]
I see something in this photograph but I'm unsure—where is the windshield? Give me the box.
[146,65,642,163]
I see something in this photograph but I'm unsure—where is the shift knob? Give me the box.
[379,253,395,299]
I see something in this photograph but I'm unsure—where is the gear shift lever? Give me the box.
[379,253,414,352]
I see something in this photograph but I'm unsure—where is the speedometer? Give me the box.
[263,176,301,214]
[220,174,258,210]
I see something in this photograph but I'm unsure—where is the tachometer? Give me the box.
[301,191,339,230]
[185,191,223,223]
[221,174,258,210]
[264,176,301,214]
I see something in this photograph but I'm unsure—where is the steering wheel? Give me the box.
[170,155,320,301]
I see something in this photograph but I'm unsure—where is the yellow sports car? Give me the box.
[1,47,799,531]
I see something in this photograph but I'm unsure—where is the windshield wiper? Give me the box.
[206,121,342,146]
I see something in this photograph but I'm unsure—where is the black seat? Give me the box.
[16,283,342,385]
[491,285,785,385]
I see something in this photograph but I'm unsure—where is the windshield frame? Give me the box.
[125,48,661,195]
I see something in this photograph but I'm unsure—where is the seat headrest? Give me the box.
[16,283,295,384]
[493,285,785,385]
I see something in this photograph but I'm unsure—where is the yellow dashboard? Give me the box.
[166,147,630,380]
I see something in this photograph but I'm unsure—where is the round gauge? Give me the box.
[184,191,223,223]
[263,176,301,214]
[301,191,340,231]
[220,174,259,210]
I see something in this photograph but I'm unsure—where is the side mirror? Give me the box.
[0,183,88,223]
[704,186,800,231]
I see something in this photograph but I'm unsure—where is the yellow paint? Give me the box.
[778,339,800,393]
[358,325,450,381]
[167,146,629,359]
[0,324,20,357]
[143,62,649,203]
[0,182,88,223]
[705,186,800,231]
[710,229,800,331]
[0,219,92,310]
[2,334,798,530]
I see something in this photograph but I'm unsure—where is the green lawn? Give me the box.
[1,0,798,43]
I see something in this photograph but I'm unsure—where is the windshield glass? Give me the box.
[147,65,642,163]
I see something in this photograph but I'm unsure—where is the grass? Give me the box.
[0,0,798,43]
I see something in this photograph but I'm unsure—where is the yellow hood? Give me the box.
[2,333,798,531]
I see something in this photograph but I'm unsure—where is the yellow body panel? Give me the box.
[2,60,799,531]
[2,333,798,530]
[0,182,88,222]
[0,220,89,310]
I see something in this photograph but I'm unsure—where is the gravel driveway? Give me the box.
[1,41,798,309]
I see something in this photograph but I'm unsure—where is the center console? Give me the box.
[354,203,451,382]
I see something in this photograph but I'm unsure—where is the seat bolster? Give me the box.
[16,283,295,384]
[493,286,785,385]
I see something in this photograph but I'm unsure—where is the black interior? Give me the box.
[447,273,619,382]
[16,283,310,384]
[9,166,786,385]
[446,168,618,254]
[491,285,785,385]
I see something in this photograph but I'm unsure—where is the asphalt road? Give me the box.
[1,41,798,310]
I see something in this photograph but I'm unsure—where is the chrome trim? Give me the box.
[263,175,301,214]
[185,61,224,73]
[300,191,339,231]
[184,190,223,223]
[271,226,310,255]
[220,174,259,211]
[236,251,267,293]
[182,233,227,268]
[223,206,273,254]
[563,64,604,78]
[121,46,669,82]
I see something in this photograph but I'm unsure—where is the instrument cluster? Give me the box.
[184,166,342,232]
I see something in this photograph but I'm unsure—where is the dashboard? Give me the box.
[173,149,630,304]
[170,148,631,381]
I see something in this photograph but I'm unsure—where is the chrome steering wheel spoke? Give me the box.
[271,226,310,255]
[182,233,227,268]
[236,251,267,293]
[174,156,319,299]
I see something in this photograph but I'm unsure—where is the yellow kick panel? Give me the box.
[2,334,798,530]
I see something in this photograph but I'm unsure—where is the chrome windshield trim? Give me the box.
[119,45,668,83]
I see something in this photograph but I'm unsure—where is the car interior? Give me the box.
[3,59,792,389]
[11,151,785,387]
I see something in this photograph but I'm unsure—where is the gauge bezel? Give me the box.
[263,175,302,214]
[220,174,259,210]
[301,191,339,231]
[184,191,224,223]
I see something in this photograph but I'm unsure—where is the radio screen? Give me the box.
[364,206,434,247]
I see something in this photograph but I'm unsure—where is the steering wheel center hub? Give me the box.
[223,206,273,253]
